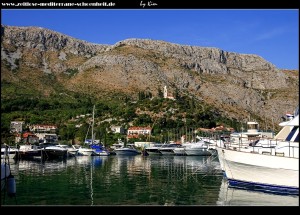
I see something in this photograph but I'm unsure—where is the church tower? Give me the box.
[163,86,168,98]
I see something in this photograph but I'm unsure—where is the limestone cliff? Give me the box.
[1,25,298,125]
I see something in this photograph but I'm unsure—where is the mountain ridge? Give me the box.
[1,25,298,127]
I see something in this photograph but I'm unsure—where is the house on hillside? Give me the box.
[110,125,125,134]
[34,133,58,144]
[15,132,39,144]
[127,126,152,139]
[29,124,58,144]
[10,121,25,134]
[197,125,235,133]
[29,124,58,133]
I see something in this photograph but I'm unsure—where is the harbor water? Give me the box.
[1,154,299,206]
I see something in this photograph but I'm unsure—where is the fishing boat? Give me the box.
[216,107,299,195]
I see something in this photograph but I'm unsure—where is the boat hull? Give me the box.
[185,148,211,156]
[1,151,18,160]
[94,151,110,156]
[217,179,299,205]
[44,147,68,159]
[114,148,140,156]
[173,148,186,156]
[19,149,42,159]
[67,150,79,157]
[1,163,10,191]
[78,149,95,156]
[159,150,174,155]
[216,147,299,195]
[145,149,161,155]
[90,144,110,156]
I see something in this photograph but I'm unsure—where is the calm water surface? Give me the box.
[2,154,298,206]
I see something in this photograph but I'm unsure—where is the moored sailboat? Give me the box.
[78,105,97,156]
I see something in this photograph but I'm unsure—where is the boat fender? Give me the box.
[7,174,16,197]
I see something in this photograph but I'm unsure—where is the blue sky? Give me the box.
[1,9,299,69]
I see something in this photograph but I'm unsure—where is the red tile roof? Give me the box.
[128,126,152,130]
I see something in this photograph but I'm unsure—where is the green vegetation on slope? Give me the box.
[1,82,240,146]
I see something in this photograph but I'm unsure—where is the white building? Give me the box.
[163,86,175,100]
[29,124,57,133]
[134,141,156,148]
[35,133,58,144]
[10,121,25,133]
[110,125,125,134]
[127,126,152,139]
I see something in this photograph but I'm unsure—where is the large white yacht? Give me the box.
[216,107,299,195]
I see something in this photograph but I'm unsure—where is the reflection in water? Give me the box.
[104,155,222,205]
[3,155,297,206]
[90,157,93,206]
[217,178,299,206]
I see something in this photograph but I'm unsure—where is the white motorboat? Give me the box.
[114,144,140,156]
[172,145,186,156]
[216,107,299,195]
[18,144,43,159]
[78,147,96,156]
[44,145,68,159]
[183,141,212,156]
[1,145,18,160]
[56,144,79,157]
[144,143,164,155]
[158,143,182,155]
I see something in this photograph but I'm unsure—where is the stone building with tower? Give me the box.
[163,86,175,100]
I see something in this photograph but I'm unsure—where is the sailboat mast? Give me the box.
[91,105,95,144]
[85,124,91,144]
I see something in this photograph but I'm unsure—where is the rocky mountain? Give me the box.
[1,25,299,126]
